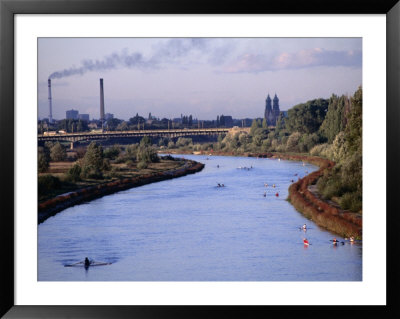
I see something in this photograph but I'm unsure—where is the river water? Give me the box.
[38,155,362,281]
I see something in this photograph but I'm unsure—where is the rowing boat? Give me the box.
[65,261,112,267]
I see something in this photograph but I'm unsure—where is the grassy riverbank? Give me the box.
[39,157,184,203]
[38,156,204,224]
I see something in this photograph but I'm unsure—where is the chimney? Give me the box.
[48,79,53,123]
[100,78,105,122]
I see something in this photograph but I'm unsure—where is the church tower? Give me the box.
[265,94,274,125]
[273,93,280,120]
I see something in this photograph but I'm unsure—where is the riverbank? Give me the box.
[267,153,362,238]
[38,158,204,224]
[166,149,362,238]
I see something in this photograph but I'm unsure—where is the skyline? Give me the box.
[38,38,362,121]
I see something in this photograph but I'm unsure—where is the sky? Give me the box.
[38,38,362,121]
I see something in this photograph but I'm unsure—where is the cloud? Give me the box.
[223,48,362,73]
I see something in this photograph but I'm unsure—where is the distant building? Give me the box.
[264,93,280,126]
[218,115,233,128]
[88,122,98,129]
[173,118,182,124]
[66,109,79,120]
[78,113,90,121]
[104,113,114,120]
[224,116,233,127]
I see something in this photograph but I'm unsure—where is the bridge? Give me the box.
[38,128,231,148]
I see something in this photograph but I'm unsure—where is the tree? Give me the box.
[106,118,123,131]
[316,87,362,212]
[50,142,67,162]
[285,99,329,134]
[129,114,145,126]
[319,94,348,143]
[38,146,50,173]
[136,144,159,163]
[345,86,362,156]
[286,132,302,152]
[276,113,286,131]
[250,119,260,135]
[67,164,82,182]
[262,118,267,129]
[81,142,105,178]
[116,121,129,131]
[140,136,152,146]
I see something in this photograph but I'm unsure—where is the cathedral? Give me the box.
[264,93,280,126]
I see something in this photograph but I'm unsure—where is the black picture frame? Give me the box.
[1,0,399,317]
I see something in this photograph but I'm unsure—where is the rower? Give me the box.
[303,238,309,246]
[263,192,266,197]
[84,257,90,268]
[275,192,279,197]
[332,238,339,244]
[349,236,355,242]
[302,224,307,230]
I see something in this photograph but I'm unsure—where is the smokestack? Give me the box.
[48,79,53,123]
[100,78,105,122]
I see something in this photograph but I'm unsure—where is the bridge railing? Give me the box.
[38,128,230,140]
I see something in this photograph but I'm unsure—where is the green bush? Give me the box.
[38,175,61,196]
[136,145,159,163]
[340,192,362,212]
[176,137,193,148]
[50,142,67,162]
[137,161,148,169]
[38,146,50,173]
[66,164,81,182]
[81,164,103,179]
[104,145,121,160]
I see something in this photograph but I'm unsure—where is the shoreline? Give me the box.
[167,149,362,238]
[38,159,204,224]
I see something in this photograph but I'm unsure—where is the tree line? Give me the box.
[163,87,362,212]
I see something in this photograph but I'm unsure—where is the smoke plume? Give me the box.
[48,38,210,80]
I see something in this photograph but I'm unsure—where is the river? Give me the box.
[38,154,362,281]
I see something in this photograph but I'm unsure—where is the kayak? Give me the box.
[65,261,112,267]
